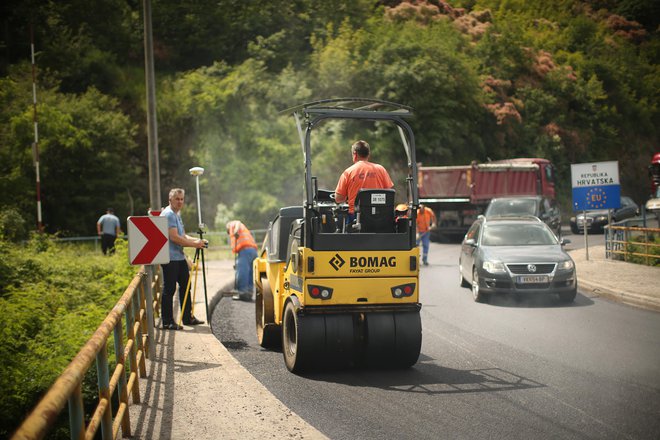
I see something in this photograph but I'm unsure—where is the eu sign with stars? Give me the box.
[570,161,620,211]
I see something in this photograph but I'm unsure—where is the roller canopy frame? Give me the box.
[283,98,420,250]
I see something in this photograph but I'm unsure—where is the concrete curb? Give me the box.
[568,244,660,313]
[578,279,660,312]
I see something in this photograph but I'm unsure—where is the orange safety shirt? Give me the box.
[416,208,436,234]
[335,160,394,213]
[227,221,258,253]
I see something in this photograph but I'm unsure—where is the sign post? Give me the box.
[128,215,169,358]
[570,161,621,260]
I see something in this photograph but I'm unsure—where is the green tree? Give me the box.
[0,66,141,235]
[310,17,486,165]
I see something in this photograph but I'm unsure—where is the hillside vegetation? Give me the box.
[0,237,137,437]
[1,0,658,234]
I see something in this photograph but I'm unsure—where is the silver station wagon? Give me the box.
[459,216,577,303]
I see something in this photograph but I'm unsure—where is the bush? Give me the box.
[0,235,136,438]
[625,235,660,266]
[0,208,28,242]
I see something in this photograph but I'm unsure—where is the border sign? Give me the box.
[570,161,620,211]
[127,216,170,265]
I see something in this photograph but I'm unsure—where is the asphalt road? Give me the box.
[211,242,660,440]
[562,227,605,250]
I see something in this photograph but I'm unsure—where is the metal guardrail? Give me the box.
[14,227,267,439]
[605,221,660,266]
[55,229,268,251]
[11,267,162,440]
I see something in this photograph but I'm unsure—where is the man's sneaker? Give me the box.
[239,292,252,302]
[183,317,204,326]
[423,260,429,266]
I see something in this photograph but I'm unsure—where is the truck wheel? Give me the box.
[255,277,280,349]
[282,301,324,373]
[393,311,422,368]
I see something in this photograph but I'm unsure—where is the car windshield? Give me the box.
[481,224,557,246]
[487,199,537,217]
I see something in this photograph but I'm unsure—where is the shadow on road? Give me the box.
[483,291,595,309]
[302,357,545,396]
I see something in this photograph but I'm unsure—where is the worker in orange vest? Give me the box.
[416,204,437,266]
[226,220,258,301]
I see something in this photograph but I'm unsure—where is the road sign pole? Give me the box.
[144,265,156,358]
[571,161,621,263]
[583,210,589,261]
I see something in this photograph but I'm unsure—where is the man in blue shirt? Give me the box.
[96,208,122,255]
[160,188,206,330]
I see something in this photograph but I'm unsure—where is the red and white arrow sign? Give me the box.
[127,216,170,265]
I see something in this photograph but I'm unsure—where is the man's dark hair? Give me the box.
[352,140,370,158]
[107,208,114,213]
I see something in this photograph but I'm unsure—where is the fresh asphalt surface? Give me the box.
[211,237,660,440]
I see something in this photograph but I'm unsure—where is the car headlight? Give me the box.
[558,260,574,270]
[595,215,607,222]
[482,261,506,274]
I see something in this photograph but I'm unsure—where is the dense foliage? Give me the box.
[1,0,658,233]
[0,236,137,437]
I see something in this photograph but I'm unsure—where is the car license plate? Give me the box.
[517,275,548,284]
[577,218,592,227]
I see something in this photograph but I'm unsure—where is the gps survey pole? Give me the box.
[190,166,210,322]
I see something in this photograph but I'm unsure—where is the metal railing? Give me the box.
[11,267,162,440]
[55,229,267,251]
[605,221,660,266]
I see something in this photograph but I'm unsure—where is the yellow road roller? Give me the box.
[253,98,422,372]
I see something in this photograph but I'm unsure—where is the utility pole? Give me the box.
[142,0,160,359]
[143,0,161,211]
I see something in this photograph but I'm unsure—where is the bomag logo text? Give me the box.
[348,256,396,274]
[350,256,396,268]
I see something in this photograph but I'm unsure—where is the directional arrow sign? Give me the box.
[127,216,170,265]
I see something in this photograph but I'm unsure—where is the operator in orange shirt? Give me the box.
[334,140,394,223]
[416,204,437,266]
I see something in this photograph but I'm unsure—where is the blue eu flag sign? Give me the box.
[571,161,621,211]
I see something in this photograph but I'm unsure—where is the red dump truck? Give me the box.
[418,158,557,241]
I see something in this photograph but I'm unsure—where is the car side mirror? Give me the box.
[560,238,571,246]
[465,238,476,247]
